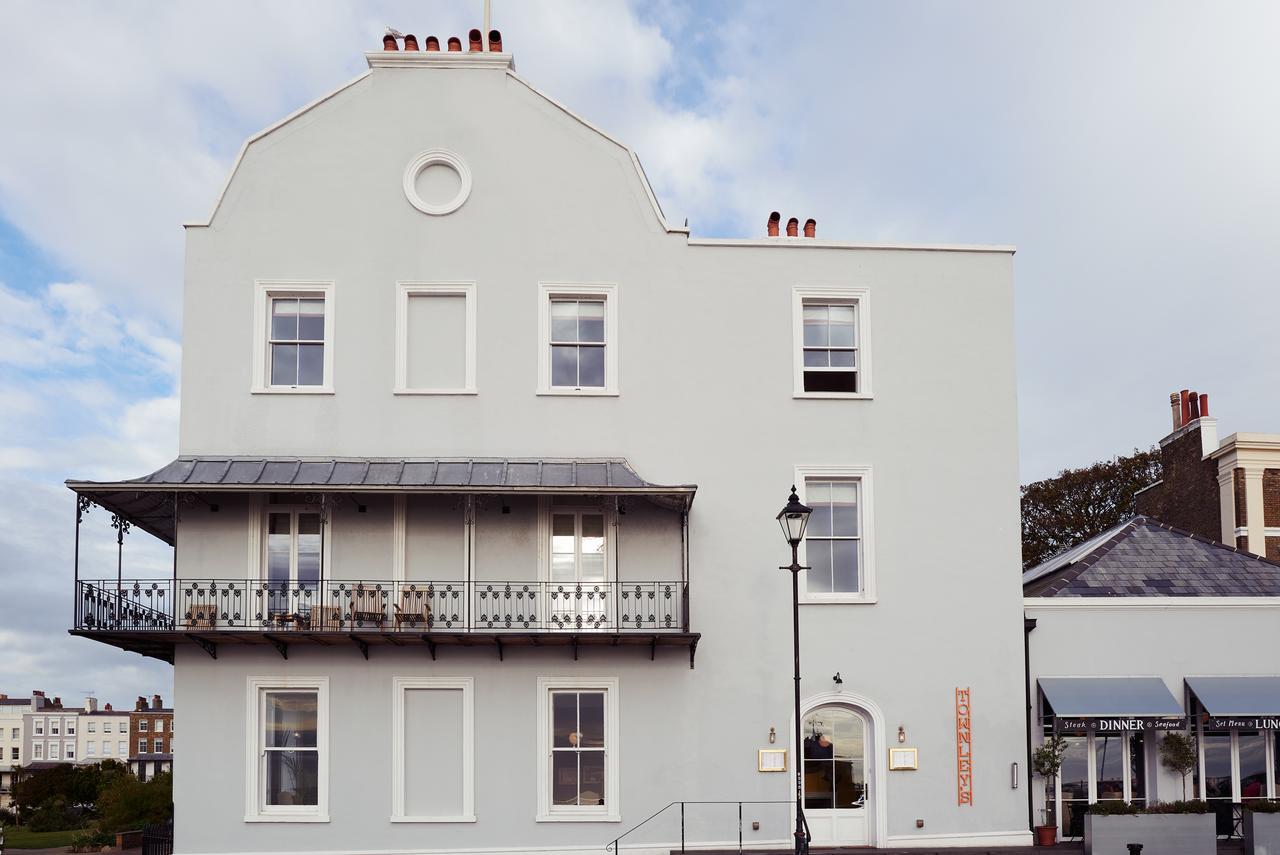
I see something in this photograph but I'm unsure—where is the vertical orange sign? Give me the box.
[956,687,974,805]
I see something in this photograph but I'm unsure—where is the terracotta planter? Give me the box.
[1035,824,1058,846]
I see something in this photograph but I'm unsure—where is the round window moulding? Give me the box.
[402,149,472,216]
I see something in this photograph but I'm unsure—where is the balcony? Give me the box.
[67,456,699,666]
[75,578,690,661]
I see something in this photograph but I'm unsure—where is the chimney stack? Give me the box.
[447,36,462,52]
[786,217,799,237]
[767,211,780,237]
[151,694,162,710]
[804,218,816,238]
[104,703,113,711]
[402,33,419,51]
[52,696,62,708]
[85,697,98,713]
[0,693,7,701]
[468,29,483,52]
[382,34,399,51]
[136,696,146,711]
[425,36,440,51]
[488,30,503,51]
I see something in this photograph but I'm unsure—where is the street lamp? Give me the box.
[777,485,812,855]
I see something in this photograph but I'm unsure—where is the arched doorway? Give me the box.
[802,702,872,846]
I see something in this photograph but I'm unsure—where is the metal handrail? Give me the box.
[75,578,687,634]
[605,800,793,855]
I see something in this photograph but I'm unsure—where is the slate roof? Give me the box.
[1023,516,1280,597]
[67,456,696,544]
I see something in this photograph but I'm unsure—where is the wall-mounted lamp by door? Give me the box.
[897,726,906,744]
[768,727,776,744]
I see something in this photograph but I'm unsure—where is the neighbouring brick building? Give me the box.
[1136,389,1280,559]
[128,694,173,781]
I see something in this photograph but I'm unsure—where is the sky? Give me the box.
[0,0,1278,706]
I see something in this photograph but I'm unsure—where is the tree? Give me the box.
[1033,735,1070,828]
[1160,732,1198,800]
[1021,447,1161,570]
[95,771,172,835]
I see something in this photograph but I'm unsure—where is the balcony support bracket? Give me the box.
[650,636,657,661]
[264,634,288,660]
[689,636,699,670]
[350,635,369,660]
[422,635,437,661]
[496,637,504,662]
[186,634,217,660]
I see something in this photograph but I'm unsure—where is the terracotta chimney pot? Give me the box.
[804,218,816,238]
[767,211,781,237]
[382,34,399,51]
[1179,390,1191,426]
[403,34,419,51]
[425,36,440,51]
[786,217,799,237]
[1189,390,1200,420]
[447,36,462,52]
[488,30,502,51]
[468,29,483,52]
[1170,392,1181,429]
[1199,393,1209,418]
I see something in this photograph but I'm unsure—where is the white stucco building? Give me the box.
[77,699,131,768]
[67,29,1026,854]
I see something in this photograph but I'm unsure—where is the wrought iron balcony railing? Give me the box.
[75,578,688,635]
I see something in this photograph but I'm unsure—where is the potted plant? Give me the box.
[1033,734,1069,846]
[1242,799,1280,855]
[1084,800,1213,855]
[1159,731,1198,800]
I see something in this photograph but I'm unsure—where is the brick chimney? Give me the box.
[104,703,113,711]
[136,696,147,711]
[85,697,98,713]
[1135,388,1221,540]
[151,694,163,710]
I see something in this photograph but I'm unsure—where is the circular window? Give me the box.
[402,149,472,216]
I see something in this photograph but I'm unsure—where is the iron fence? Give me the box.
[76,578,687,634]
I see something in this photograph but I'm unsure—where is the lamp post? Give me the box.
[777,485,813,855]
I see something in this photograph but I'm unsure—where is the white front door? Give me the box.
[803,704,870,847]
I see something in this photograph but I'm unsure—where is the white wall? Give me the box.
[1025,599,1280,820]
[167,59,1026,853]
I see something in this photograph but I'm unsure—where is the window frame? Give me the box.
[244,676,330,823]
[536,677,620,823]
[792,287,872,399]
[390,677,475,823]
[796,465,877,604]
[394,281,477,395]
[537,283,620,396]
[251,280,336,395]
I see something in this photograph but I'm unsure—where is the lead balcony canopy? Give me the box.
[66,456,698,544]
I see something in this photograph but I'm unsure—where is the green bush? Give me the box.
[69,826,115,852]
[1246,801,1280,814]
[95,771,172,835]
[0,806,15,825]
[28,796,85,832]
[1089,800,1213,816]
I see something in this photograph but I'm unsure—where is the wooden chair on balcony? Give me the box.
[393,590,433,630]
[349,586,387,628]
[184,603,218,629]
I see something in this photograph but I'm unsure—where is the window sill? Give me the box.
[800,596,878,605]
[536,812,621,823]
[393,388,477,396]
[793,391,874,400]
[537,389,620,397]
[251,386,335,395]
[391,814,476,823]
[244,813,330,823]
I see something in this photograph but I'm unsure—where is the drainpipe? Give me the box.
[1024,616,1038,832]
